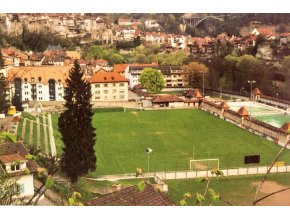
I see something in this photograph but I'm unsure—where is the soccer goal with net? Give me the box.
[189,159,220,171]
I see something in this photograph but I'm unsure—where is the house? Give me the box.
[113,64,128,76]
[160,66,187,87]
[95,59,109,67]
[8,66,71,102]
[151,94,184,108]
[0,142,38,199]
[85,182,174,206]
[183,89,203,107]
[89,71,129,101]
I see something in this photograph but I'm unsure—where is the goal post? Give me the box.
[189,159,220,171]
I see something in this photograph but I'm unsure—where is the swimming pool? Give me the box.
[227,101,290,128]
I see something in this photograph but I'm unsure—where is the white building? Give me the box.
[8,66,71,102]
[89,71,129,101]
[0,142,38,200]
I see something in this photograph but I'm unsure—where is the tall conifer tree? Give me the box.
[58,60,96,182]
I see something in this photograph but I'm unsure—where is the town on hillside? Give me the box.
[1,13,290,206]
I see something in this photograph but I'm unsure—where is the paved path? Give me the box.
[21,118,26,140]
[42,115,49,156]
[36,117,41,150]
[29,120,33,145]
[48,114,57,156]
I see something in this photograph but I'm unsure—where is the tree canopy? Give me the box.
[181,62,208,89]
[139,68,165,93]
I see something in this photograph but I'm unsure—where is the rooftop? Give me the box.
[85,183,174,206]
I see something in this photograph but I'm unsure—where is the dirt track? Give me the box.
[253,181,290,206]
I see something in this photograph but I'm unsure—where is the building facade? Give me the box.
[8,66,70,102]
[89,71,129,101]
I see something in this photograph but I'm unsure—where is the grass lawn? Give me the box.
[166,173,290,206]
[52,109,290,176]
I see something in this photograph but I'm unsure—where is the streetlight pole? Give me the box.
[146,147,153,180]
[248,80,256,101]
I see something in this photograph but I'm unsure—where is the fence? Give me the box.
[158,165,290,180]
[87,165,290,182]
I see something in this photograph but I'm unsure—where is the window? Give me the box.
[112,96,116,99]
[95,84,100,88]
[39,97,43,100]
[25,86,28,89]
[95,96,100,100]
[38,85,42,88]
[119,90,125,93]
[112,83,116,87]
[103,90,108,94]
[104,83,108,87]
[112,89,117,94]
[104,96,108,100]
[38,91,42,94]
[58,87,62,90]
[11,164,20,171]
[120,95,125,99]
[95,91,100,94]
[38,76,42,82]
[31,77,35,82]
[25,98,29,101]
[58,93,62,97]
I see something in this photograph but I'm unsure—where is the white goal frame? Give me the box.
[189,159,220,171]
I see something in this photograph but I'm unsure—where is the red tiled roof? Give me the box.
[85,183,174,206]
[89,72,128,83]
[113,64,128,74]
[219,101,230,109]
[95,59,108,63]
[257,28,275,36]
[0,153,26,164]
[253,88,262,95]
[0,142,38,173]
[280,123,290,133]
[184,89,202,98]
[237,106,249,116]
[151,95,184,103]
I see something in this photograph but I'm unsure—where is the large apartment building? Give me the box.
[8,66,70,102]
[89,71,129,101]
[124,64,188,89]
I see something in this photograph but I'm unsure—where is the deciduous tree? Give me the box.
[139,68,165,93]
[181,62,208,89]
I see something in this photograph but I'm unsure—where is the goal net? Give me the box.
[190,159,220,171]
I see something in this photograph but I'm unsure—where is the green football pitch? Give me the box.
[51,109,290,176]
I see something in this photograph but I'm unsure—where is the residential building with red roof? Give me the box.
[8,66,71,102]
[89,71,129,101]
[0,142,38,199]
